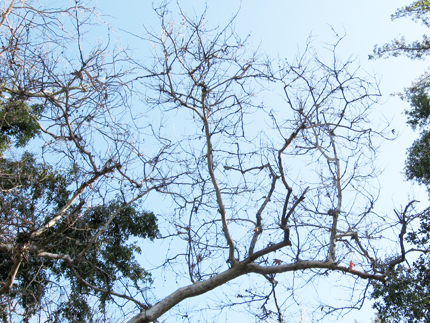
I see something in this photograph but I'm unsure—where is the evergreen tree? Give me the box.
[371,2,430,322]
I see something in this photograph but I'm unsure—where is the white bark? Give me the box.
[127,259,386,323]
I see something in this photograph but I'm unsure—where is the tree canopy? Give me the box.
[0,1,418,322]
[370,1,430,322]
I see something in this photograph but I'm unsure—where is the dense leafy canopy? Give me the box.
[0,101,43,154]
[372,261,430,322]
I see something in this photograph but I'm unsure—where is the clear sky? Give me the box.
[95,1,429,322]
[101,0,429,204]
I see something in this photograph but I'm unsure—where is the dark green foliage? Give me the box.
[0,254,49,323]
[401,84,430,189]
[406,130,430,185]
[0,100,43,154]
[49,199,158,294]
[0,152,70,219]
[45,203,157,322]
[407,209,430,247]
[405,88,430,129]
[0,151,158,322]
[49,291,94,323]
[372,209,430,322]
[371,258,430,323]
[397,86,430,187]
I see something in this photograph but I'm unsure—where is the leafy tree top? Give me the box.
[370,1,430,59]
[0,101,43,154]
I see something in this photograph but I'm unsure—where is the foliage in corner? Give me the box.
[371,208,430,322]
[0,149,158,322]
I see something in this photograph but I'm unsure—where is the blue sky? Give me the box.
[94,1,429,322]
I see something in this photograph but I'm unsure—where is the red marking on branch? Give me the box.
[349,260,355,271]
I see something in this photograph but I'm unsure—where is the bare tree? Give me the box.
[0,1,415,322]
[125,6,408,323]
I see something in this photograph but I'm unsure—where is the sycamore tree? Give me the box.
[370,1,430,322]
[0,1,417,322]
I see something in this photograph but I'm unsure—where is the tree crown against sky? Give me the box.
[370,1,430,322]
[0,1,420,322]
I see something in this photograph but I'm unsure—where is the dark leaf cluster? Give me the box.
[372,259,430,323]
[0,139,158,321]
[0,101,43,154]
[402,83,430,187]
